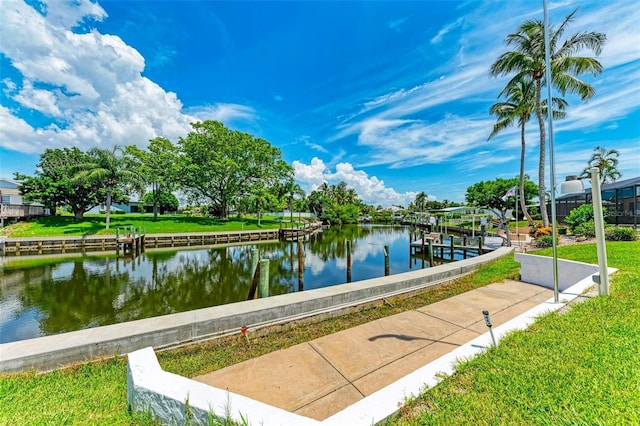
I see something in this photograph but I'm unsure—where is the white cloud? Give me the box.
[330,0,640,177]
[293,157,327,189]
[430,17,464,45]
[185,104,257,123]
[0,0,253,154]
[293,157,418,207]
[13,80,62,117]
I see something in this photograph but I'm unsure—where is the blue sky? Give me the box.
[1,0,638,206]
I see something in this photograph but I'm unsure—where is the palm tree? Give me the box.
[491,10,605,226]
[75,146,141,229]
[489,77,568,225]
[282,180,305,226]
[414,191,427,216]
[580,146,621,184]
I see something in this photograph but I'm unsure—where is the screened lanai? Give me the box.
[554,176,640,227]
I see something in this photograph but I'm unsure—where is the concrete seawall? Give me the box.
[0,247,513,373]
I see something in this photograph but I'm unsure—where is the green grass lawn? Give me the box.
[389,241,640,425]
[0,214,289,238]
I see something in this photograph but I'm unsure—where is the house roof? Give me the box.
[0,178,19,189]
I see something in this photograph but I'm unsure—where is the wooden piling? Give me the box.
[346,240,352,283]
[449,236,454,260]
[246,262,261,300]
[428,238,434,267]
[297,240,304,291]
[384,245,390,276]
[258,259,270,298]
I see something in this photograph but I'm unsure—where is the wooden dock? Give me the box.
[1,229,281,256]
[279,221,323,241]
[115,227,145,257]
[409,233,494,265]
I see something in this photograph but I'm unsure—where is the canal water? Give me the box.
[0,225,476,343]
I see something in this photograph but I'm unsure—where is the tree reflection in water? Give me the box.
[2,225,413,342]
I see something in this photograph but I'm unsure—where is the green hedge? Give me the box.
[606,227,637,241]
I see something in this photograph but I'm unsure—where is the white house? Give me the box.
[0,178,46,224]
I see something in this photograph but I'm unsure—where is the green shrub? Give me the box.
[565,204,609,233]
[574,220,596,238]
[606,227,637,241]
[535,234,555,248]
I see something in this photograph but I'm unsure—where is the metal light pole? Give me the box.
[590,167,610,296]
[544,0,560,303]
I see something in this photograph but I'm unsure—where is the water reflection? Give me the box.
[0,225,440,343]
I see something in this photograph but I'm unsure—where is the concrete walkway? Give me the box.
[194,280,552,421]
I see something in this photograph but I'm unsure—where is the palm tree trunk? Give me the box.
[535,79,549,227]
[519,122,534,224]
[105,188,112,229]
[289,195,294,228]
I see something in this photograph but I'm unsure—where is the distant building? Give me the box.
[554,175,640,227]
[0,178,47,225]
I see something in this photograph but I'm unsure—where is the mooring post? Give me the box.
[251,248,259,278]
[384,245,390,276]
[449,235,454,260]
[259,259,270,298]
[428,238,434,267]
[297,240,304,291]
[421,235,426,269]
[479,236,483,255]
[463,235,468,259]
[346,240,352,283]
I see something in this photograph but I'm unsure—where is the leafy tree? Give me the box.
[580,146,621,184]
[489,77,567,225]
[307,190,331,218]
[14,148,105,219]
[142,190,179,213]
[126,137,179,219]
[177,120,292,219]
[74,146,142,229]
[491,10,606,226]
[466,177,538,242]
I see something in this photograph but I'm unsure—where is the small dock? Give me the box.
[279,221,323,241]
[409,233,503,265]
[116,227,145,257]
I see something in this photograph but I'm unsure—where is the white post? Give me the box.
[590,167,610,296]
[515,186,519,247]
[472,215,476,238]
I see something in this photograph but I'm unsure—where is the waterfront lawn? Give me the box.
[389,241,640,425]
[0,256,520,425]
[0,214,286,238]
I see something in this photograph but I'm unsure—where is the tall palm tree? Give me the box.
[282,180,305,226]
[491,9,605,226]
[75,146,141,229]
[580,146,621,184]
[489,77,568,225]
